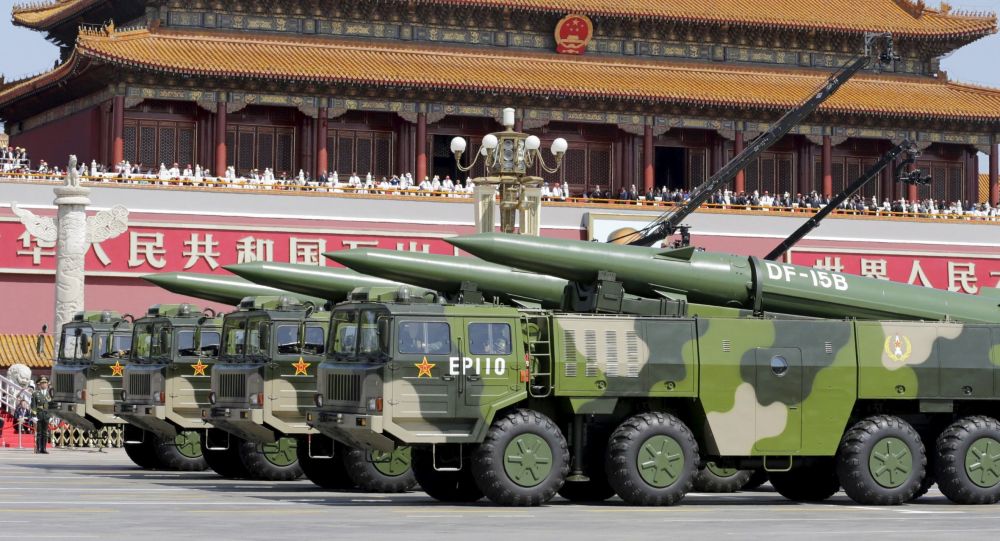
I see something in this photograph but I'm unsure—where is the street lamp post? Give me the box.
[450,108,568,235]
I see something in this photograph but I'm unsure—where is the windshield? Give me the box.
[59,325,94,361]
[131,323,172,361]
[102,333,132,358]
[223,319,247,356]
[223,317,268,359]
[330,309,387,359]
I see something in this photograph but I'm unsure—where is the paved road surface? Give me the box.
[0,448,996,540]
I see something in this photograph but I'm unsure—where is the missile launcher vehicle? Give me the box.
[47,311,140,460]
[308,284,1000,507]
[202,294,413,489]
[113,303,220,471]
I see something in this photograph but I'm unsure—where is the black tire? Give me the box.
[934,416,1000,505]
[123,438,161,469]
[836,415,926,505]
[342,445,417,493]
[769,460,840,502]
[237,436,304,481]
[742,469,769,491]
[412,446,483,503]
[472,409,570,506]
[297,437,354,490]
[692,462,753,493]
[151,431,209,472]
[202,443,252,479]
[558,422,615,503]
[606,412,699,506]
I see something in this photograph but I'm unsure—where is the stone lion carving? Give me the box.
[6,364,32,388]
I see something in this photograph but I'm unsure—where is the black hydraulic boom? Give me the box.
[625,33,898,247]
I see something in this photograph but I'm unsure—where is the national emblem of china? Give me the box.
[555,14,593,55]
[884,334,912,363]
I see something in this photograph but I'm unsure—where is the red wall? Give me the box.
[11,105,102,168]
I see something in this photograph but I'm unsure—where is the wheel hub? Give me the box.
[638,435,683,488]
[869,436,912,488]
[966,437,1000,488]
[174,431,202,459]
[503,434,553,487]
[372,447,412,477]
[262,437,297,467]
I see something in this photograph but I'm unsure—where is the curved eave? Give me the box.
[71,29,1000,125]
[412,0,997,41]
[0,53,89,110]
[11,0,102,31]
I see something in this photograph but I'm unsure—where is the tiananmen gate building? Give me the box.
[3,0,1000,205]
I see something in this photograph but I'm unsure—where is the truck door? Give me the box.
[461,319,519,409]
[753,348,802,453]
[389,318,457,419]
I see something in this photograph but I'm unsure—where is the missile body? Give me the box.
[324,249,567,308]
[225,262,400,302]
[142,273,325,306]
[447,233,1000,324]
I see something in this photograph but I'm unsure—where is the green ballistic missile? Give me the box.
[446,233,1000,324]
[142,272,326,306]
[224,262,399,303]
[324,249,566,309]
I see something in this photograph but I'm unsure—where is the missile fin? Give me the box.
[653,246,696,261]
[506,296,543,309]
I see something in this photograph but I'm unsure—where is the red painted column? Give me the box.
[214,102,227,177]
[991,143,999,207]
[642,124,654,192]
[316,107,328,177]
[111,95,125,165]
[907,161,918,203]
[821,135,833,198]
[416,111,427,182]
[734,131,745,193]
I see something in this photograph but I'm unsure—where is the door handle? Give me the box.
[440,376,455,381]
[467,375,480,381]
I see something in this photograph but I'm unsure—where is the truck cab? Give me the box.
[114,304,221,441]
[309,287,526,452]
[206,296,327,443]
[50,310,133,431]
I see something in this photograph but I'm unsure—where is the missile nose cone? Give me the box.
[323,249,372,267]
[444,233,504,255]
[224,262,268,280]
[141,273,180,287]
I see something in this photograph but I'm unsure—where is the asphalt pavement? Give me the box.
[0,448,996,540]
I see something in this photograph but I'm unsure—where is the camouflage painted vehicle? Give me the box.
[114,304,221,472]
[202,296,324,482]
[48,311,135,453]
[310,286,1000,507]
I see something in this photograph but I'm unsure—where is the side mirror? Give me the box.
[80,333,91,355]
[377,317,391,354]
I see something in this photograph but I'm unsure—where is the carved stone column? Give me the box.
[519,187,542,236]
[473,185,497,234]
[907,161,918,202]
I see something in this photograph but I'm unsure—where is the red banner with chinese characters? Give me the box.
[787,248,1000,294]
[0,220,457,274]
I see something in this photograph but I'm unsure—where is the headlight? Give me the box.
[368,397,383,413]
[75,390,87,401]
[248,392,263,406]
[156,391,165,404]
[208,391,217,405]
[314,394,324,408]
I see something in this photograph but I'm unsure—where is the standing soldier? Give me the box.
[31,377,52,454]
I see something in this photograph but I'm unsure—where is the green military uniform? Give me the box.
[31,377,52,454]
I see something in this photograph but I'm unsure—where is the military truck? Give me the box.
[114,304,220,471]
[310,286,1000,506]
[203,296,323,482]
[48,311,138,459]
